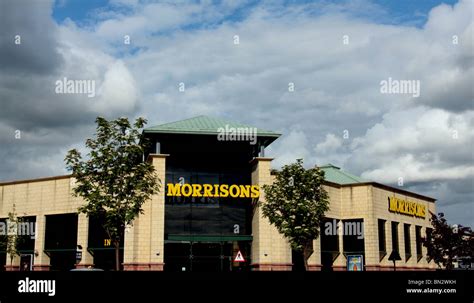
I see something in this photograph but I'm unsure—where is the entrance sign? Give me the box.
[347,255,363,271]
[234,251,245,262]
[167,183,260,198]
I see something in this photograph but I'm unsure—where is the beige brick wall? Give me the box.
[251,158,292,270]
[307,183,436,270]
[0,176,85,270]
[0,157,168,271]
[123,154,166,270]
[371,186,436,270]
[0,160,437,271]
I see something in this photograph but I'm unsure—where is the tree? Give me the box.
[4,204,27,270]
[261,159,330,270]
[65,117,160,271]
[423,212,474,270]
[6,206,19,271]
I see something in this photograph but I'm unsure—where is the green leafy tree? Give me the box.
[65,117,160,271]
[261,159,330,270]
[4,204,27,270]
[423,212,474,270]
[6,208,19,270]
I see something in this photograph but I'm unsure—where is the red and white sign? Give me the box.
[234,250,245,262]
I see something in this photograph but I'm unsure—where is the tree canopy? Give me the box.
[261,159,330,270]
[65,116,160,270]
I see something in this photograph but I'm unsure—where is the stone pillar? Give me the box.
[123,154,167,271]
[75,213,94,269]
[364,216,380,271]
[5,252,20,271]
[398,222,406,270]
[382,220,394,271]
[307,237,322,271]
[408,224,417,269]
[33,215,50,271]
[363,186,379,271]
[364,186,380,271]
[332,221,346,271]
[250,157,292,271]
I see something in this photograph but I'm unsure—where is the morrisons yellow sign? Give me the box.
[166,184,260,198]
[388,196,426,218]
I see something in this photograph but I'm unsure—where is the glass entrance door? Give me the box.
[164,241,250,272]
[191,242,223,272]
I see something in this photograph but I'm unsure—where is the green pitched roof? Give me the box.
[320,163,368,185]
[144,115,280,137]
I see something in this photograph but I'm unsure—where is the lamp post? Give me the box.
[388,250,401,271]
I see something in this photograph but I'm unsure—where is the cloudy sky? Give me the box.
[0,0,472,226]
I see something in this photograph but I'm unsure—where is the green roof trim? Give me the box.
[144,115,280,137]
[320,163,368,185]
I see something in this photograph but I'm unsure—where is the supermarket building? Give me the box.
[0,116,436,271]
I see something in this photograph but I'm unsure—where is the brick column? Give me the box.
[364,186,380,271]
[398,222,406,270]
[250,157,292,271]
[33,215,50,271]
[75,213,94,269]
[381,220,394,271]
[407,224,417,270]
[364,217,380,271]
[5,253,19,271]
[332,221,346,271]
[123,154,167,271]
[307,237,322,271]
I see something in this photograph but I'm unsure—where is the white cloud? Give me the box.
[315,134,343,154]
[109,0,140,7]
[360,154,474,183]
[270,129,312,168]
[346,107,474,182]
[94,60,139,113]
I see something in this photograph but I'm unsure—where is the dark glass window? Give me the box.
[44,214,78,271]
[45,214,78,250]
[415,226,422,261]
[164,171,251,237]
[391,221,399,253]
[342,219,365,255]
[426,227,433,262]
[320,218,339,271]
[378,219,386,259]
[0,218,6,271]
[404,224,411,261]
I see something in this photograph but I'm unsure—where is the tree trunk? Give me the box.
[446,257,454,270]
[302,240,314,271]
[114,240,120,271]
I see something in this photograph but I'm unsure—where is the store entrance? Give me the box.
[192,242,224,272]
[164,241,250,272]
